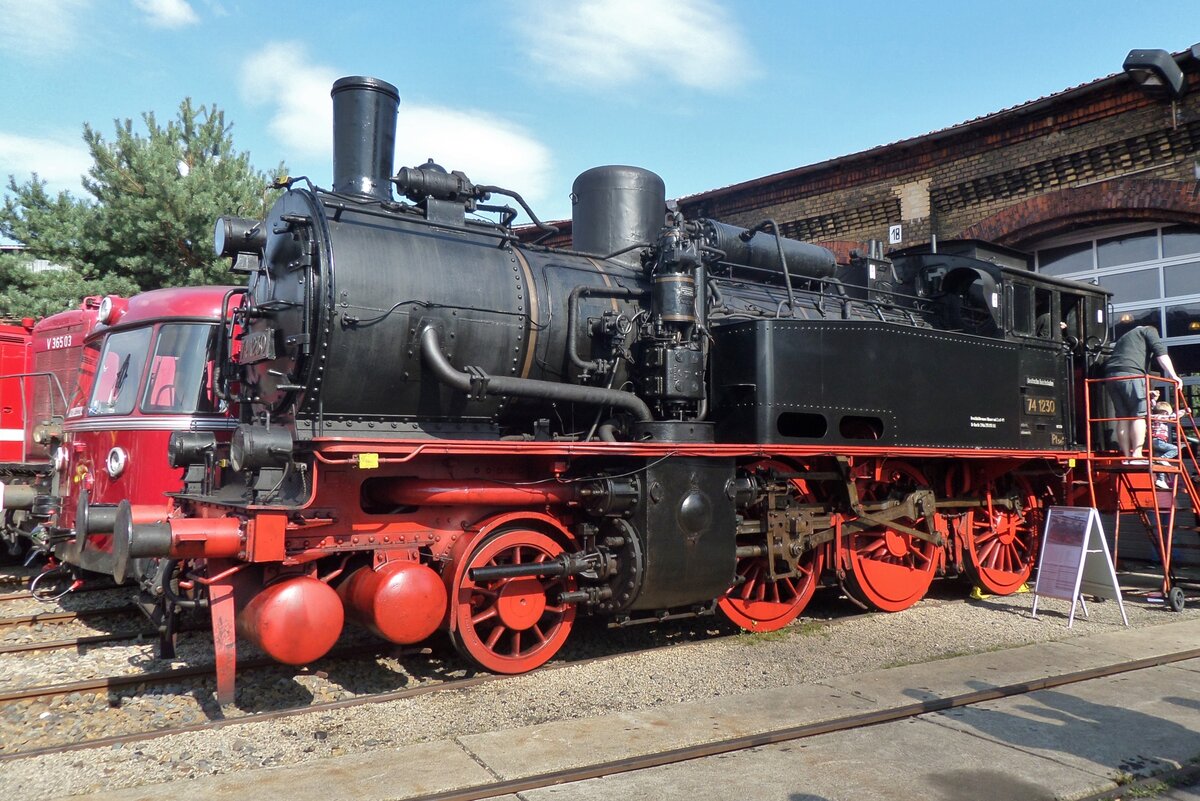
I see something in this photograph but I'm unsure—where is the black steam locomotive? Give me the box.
[86,77,1112,702]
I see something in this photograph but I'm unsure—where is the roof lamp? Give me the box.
[1122,49,1187,100]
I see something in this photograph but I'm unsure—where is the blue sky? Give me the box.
[1,0,1197,226]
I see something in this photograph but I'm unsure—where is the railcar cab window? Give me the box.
[88,328,151,415]
[88,324,218,416]
[142,324,218,414]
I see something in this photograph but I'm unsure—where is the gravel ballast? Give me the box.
[0,580,1193,801]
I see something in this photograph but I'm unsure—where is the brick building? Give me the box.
[676,47,1200,402]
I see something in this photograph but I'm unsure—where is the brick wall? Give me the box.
[677,61,1200,258]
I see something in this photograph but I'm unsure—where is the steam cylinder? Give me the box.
[571,166,666,266]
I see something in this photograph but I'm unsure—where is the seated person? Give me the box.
[1151,401,1179,461]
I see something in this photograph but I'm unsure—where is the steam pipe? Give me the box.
[476,184,558,241]
[743,219,795,312]
[567,285,648,373]
[420,327,653,421]
[371,480,577,507]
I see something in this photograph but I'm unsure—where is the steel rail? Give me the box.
[0,622,775,762]
[0,643,388,705]
[409,646,1200,801]
[0,625,207,656]
[0,605,137,628]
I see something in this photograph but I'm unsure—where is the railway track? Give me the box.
[0,630,163,656]
[0,587,1031,763]
[0,602,874,760]
[0,587,974,761]
[0,642,402,706]
[0,605,137,628]
[3,588,1193,801]
[408,646,1200,801]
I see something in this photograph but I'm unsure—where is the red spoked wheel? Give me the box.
[961,476,1041,595]
[844,461,939,612]
[452,528,577,674]
[719,548,824,631]
[718,460,826,631]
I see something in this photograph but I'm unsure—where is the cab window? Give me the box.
[141,324,217,414]
[88,328,152,416]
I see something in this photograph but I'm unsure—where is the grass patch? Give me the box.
[737,620,828,645]
[1125,781,1170,798]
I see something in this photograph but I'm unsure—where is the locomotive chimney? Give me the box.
[571,166,666,266]
[331,76,400,201]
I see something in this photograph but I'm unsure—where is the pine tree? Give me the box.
[0,252,138,319]
[1,99,285,313]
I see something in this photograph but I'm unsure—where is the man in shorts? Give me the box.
[1104,325,1181,460]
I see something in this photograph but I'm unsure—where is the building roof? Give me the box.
[678,46,1198,208]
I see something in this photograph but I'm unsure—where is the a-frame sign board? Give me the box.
[1031,506,1129,628]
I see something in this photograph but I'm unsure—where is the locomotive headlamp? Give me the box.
[105,447,129,478]
[229,424,293,473]
[214,216,268,258]
[167,432,217,469]
[1123,49,1187,101]
[97,296,115,325]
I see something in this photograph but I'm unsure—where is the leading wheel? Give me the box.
[844,461,939,612]
[452,528,576,674]
[960,475,1041,595]
[719,460,826,631]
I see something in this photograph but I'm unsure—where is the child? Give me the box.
[1151,401,1178,460]
[1151,401,1178,489]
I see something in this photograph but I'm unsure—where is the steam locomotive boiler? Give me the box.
[92,76,1112,703]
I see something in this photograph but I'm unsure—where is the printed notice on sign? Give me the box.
[1035,506,1090,601]
[1031,506,1127,628]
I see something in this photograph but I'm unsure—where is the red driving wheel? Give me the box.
[843,461,939,612]
[718,460,826,631]
[961,475,1041,595]
[452,528,576,673]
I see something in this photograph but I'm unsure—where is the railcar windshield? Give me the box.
[141,324,217,414]
[88,327,151,416]
[88,324,218,416]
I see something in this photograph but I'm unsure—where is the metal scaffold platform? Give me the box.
[1086,374,1200,611]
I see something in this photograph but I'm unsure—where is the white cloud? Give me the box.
[514,0,757,92]
[0,132,91,194]
[239,44,555,212]
[397,106,553,206]
[239,43,338,157]
[0,0,91,58]
[133,0,199,28]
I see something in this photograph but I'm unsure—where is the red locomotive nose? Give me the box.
[338,560,447,645]
[237,576,344,665]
